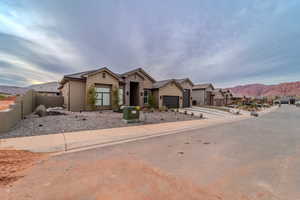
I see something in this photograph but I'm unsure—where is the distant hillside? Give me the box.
[228,81,300,97]
[0,82,60,95]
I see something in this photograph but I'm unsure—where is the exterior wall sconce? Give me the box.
[126,91,129,96]
[160,96,162,100]
[140,92,143,96]
[180,96,183,100]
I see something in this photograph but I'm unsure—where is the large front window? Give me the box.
[144,89,150,104]
[95,87,111,106]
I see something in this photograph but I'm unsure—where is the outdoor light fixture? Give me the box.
[126,91,129,96]
[141,92,143,96]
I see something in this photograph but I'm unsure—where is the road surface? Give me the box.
[4,105,300,200]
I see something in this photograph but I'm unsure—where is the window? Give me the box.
[143,89,150,104]
[118,88,124,105]
[102,72,106,78]
[95,87,111,106]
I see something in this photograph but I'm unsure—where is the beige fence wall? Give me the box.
[0,96,22,133]
[36,94,64,108]
[0,90,64,134]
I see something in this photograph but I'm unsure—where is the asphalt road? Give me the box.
[6,105,300,199]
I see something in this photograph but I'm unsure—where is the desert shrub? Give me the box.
[87,86,97,110]
[112,87,120,111]
[148,93,156,108]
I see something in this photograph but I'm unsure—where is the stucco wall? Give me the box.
[86,71,119,110]
[61,82,69,109]
[69,80,86,112]
[124,72,154,107]
[0,90,37,134]
[0,97,22,133]
[192,89,205,105]
[158,83,183,108]
[36,94,64,108]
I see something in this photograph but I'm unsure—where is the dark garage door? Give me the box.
[183,89,190,108]
[163,96,179,108]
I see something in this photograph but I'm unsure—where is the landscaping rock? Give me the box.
[34,105,47,117]
[251,111,259,117]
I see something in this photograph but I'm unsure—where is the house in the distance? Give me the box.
[213,88,225,106]
[28,82,61,96]
[191,83,215,106]
[221,89,233,105]
[59,67,192,111]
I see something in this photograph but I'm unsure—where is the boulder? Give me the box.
[34,105,47,117]
[250,111,259,117]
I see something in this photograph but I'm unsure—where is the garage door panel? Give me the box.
[163,96,179,108]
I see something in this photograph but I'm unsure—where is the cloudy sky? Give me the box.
[0,0,299,87]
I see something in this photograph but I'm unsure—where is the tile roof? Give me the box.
[193,83,213,90]
[64,69,98,79]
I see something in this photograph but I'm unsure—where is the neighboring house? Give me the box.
[59,67,189,111]
[221,89,233,105]
[212,89,225,106]
[29,82,61,96]
[192,83,214,106]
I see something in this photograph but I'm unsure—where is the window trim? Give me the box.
[95,86,111,106]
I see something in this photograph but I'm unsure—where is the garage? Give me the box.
[162,96,179,108]
[183,89,190,108]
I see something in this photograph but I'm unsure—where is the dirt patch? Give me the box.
[0,150,46,186]
[6,157,224,200]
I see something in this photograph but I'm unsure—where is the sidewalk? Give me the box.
[0,107,278,153]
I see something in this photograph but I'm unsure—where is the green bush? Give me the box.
[148,93,156,108]
[0,94,6,100]
[87,86,97,110]
[112,87,120,111]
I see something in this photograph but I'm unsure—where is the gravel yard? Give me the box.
[0,110,200,139]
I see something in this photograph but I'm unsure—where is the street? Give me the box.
[3,105,300,200]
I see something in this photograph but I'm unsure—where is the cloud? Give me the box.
[0,0,299,87]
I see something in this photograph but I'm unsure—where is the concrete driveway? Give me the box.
[2,105,299,200]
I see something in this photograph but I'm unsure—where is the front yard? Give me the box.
[0,109,200,139]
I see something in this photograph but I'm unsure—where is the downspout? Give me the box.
[68,82,71,111]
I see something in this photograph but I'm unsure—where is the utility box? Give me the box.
[122,106,140,123]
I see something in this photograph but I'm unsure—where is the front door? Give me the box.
[183,89,190,108]
[130,82,139,106]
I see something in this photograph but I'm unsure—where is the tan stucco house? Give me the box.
[192,83,215,106]
[59,67,193,111]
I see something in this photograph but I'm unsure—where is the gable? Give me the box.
[180,80,193,89]
[86,68,120,82]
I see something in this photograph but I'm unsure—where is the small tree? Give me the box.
[87,86,97,110]
[112,87,120,111]
[148,93,156,108]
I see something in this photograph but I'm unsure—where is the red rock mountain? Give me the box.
[228,81,300,97]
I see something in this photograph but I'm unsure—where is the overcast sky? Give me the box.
[0,0,299,87]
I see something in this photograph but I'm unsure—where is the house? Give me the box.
[59,67,191,111]
[192,83,214,106]
[221,89,233,105]
[28,82,61,96]
[212,89,225,106]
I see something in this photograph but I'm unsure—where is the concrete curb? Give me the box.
[0,107,278,153]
